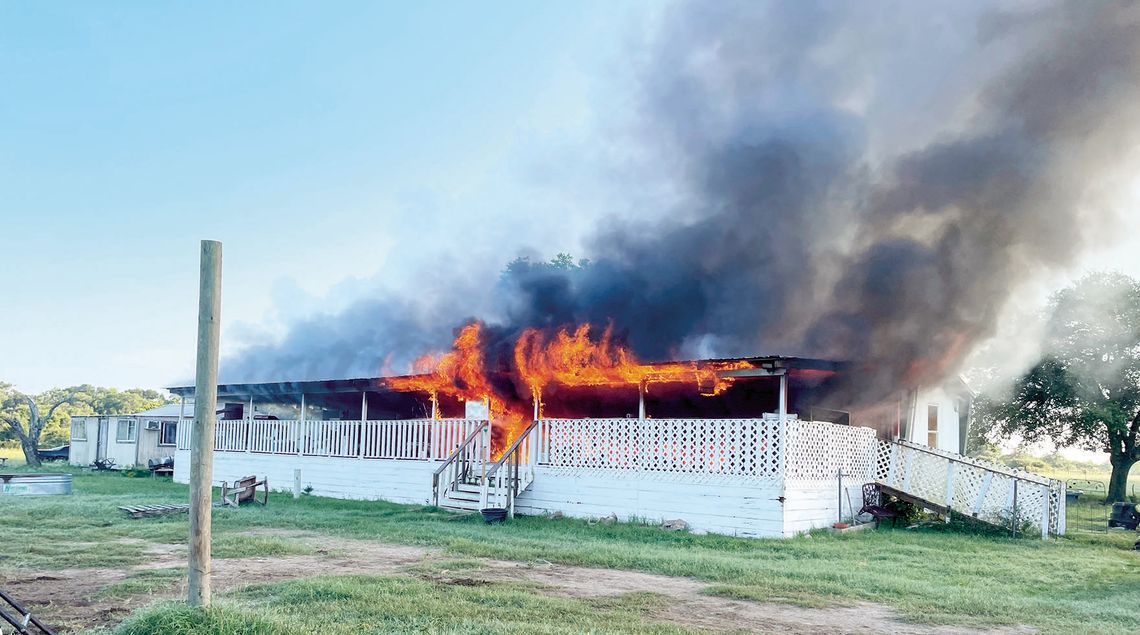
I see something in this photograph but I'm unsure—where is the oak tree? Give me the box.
[979,273,1140,502]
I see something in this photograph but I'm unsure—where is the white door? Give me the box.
[96,418,109,460]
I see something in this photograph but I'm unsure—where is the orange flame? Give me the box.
[385,322,749,456]
[387,323,492,400]
[515,324,746,398]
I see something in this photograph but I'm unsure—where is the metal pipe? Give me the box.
[778,372,788,478]
[638,382,646,420]
[178,397,186,450]
[837,469,844,524]
[778,373,787,419]
[298,394,305,456]
[1011,479,1019,538]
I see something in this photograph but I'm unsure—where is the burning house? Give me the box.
[167,323,1060,539]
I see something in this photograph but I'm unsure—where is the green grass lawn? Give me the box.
[3,466,1139,634]
[113,579,690,635]
[0,446,25,467]
[1038,468,1140,498]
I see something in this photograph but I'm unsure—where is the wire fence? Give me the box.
[1061,477,1135,536]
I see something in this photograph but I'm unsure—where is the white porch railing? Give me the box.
[177,414,1065,538]
[534,417,1064,538]
[537,417,783,484]
[177,419,484,461]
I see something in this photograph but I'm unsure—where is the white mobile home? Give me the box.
[69,404,181,469]
[166,357,1065,539]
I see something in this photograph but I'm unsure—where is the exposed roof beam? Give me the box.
[716,368,788,378]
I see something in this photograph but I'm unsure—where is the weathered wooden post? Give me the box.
[189,240,221,607]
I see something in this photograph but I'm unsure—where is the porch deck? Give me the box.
[172,416,1065,538]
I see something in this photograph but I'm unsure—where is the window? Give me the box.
[116,418,137,442]
[159,421,178,446]
[71,419,87,441]
[927,405,939,448]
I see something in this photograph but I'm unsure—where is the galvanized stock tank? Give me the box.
[0,473,73,496]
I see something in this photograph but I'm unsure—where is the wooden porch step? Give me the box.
[444,491,482,504]
[440,499,481,512]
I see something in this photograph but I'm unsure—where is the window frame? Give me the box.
[159,420,178,446]
[116,418,138,443]
[71,418,87,441]
[926,404,939,448]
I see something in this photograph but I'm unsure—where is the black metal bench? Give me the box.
[858,483,901,527]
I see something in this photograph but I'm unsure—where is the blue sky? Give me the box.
[0,2,653,392]
[2,2,1138,396]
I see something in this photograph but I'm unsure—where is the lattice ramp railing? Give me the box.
[881,439,1065,538]
[538,418,781,484]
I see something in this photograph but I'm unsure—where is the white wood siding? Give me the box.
[515,471,784,537]
[106,417,141,468]
[173,449,436,505]
[68,416,99,466]
[136,417,179,465]
[170,414,1053,540]
[911,386,964,453]
[172,450,787,537]
[782,482,865,536]
[69,415,188,469]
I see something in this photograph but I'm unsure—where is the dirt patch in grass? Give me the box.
[0,567,137,630]
[1,530,1033,634]
[0,532,430,633]
[445,554,1034,635]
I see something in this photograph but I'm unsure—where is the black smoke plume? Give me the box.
[223,1,1140,401]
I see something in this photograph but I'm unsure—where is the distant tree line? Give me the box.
[500,252,590,281]
[0,384,173,466]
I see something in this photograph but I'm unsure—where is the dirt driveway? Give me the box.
[1,530,1032,634]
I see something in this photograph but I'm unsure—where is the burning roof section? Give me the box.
[167,354,841,399]
[176,321,855,455]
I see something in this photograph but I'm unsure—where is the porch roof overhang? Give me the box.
[166,355,845,399]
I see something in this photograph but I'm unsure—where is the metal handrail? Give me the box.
[0,587,56,634]
[485,419,540,479]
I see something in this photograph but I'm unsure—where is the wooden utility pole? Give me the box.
[188,240,222,607]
